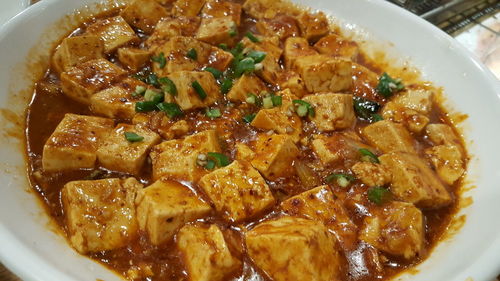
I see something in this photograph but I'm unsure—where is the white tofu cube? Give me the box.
[425,145,465,185]
[380,152,452,208]
[296,11,330,42]
[172,0,206,17]
[302,93,356,131]
[135,179,211,245]
[168,70,221,110]
[196,17,238,47]
[314,34,359,61]
[90,78,145,119]
[255,15,300,40]
[198,160,275,222]
[360,201,424,259]
[278,71,307,98]
[226,74,268,102]
[241,37,283,84]
[145,16,201,50]
[242,0,293,19]
[120,0,169,34]
[425,123,462,147]
[311,132,370,165]
[202,0,242,25]
[281,185,358,249]
[235,143,255,162]
[177,224,241,281]
[246,216,341,281]
[362,120,416,154]
[60,58,126,105]
[283,36,317,70]
[251,134,300,180]
[62,177,142,254]
[52,35,104,74]
[150,130,221,181]
[117,47,152,71]
[294,54,352,93]
[85,16,138,53]
[351,162,391,187]
[381,101,430,133]
[42,114,113,172]
[96,123,160,175]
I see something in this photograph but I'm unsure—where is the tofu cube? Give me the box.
[198,160,275,222]
[201,0,242,25]
[381,101,430,133]
[393,88,433,114]
[42,114,113,172]
[196,17,238,46]
[96,124,160,175]
[362,120,416,154]
[235,143,255,162]
[145,16,201,50]
[241,37,283,84]
[246,216,341,281]
[52,35,104,74]
[117,47,152,71]
[425,145,465,185]
[302,93,356,131]
[360,201,424,259]
[150,130,221,181]
[242,0,293,19]
[120,0,169,34]
[380,152,452,208]
[172,0,206,17]
[425,123,462,147]
[251,134,300,180]
[314,34,359,61]
[283,36,317,69]
[296,11,330,42]
[351,162,391,187]
[168,70,220,110]
[281,185,358,249]
[206,47,234,71]
[135,180,211,245]
[255,15,300,40]
[227,74,267,102]
[90,80,143,119]
[294,54,352,93]
[60,58,126,105]
[85,16,138,53]
[278,71,307,98]
[250,91,303,142]
[311,132,370,165]
[177,224,241,281]
[62,177,142,254]
[152,36,213,76]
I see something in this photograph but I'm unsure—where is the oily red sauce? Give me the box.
[25,2,464,281]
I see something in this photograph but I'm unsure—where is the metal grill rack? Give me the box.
[388,0,500,36]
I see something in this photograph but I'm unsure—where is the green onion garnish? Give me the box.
[242,113,256,123]
[132,85,146,97]
[353,96,381,122]
[204,67,223,79]
[376,72,404,98]
[271,95,282,106]
[144,89,163,103]
[371,114,383,122]
[186,48,198,60]
[326,173,356,187]
[220,78,233,94]
[219,43,228,50]
[151,52,166,69]
[158,77,177,96]
[124,132,144,143]
[146,73,160,87]
[135,101,158,112]
[157,102,183,118]
[245,32,260,43]
[247,50,266,63]
[359,148,380,163]
[262,97,273,109]
[234,57,255,77]
[192,81,207,100]
[367,186,392,205]
[206,108,222,119]
[228,23,238,37]
[246,93,258,104]
[293,100,315,117]
[207,152,231,167]
[205,159,216,170]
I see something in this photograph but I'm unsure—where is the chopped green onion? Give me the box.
[228,23,238,37]
[186,48,198,60]
[234,57,255,77]
[246,93,258,104]
[132,85,146,97]
[367,186,392,205]
[247,50,266,63]
[144,89,163,103]
[242,113,256,123]
[151,52,166,69]
[207,152,231,167]
[221,78,233,94]
[204,67,223,79]
[359,148,379,163]
[219,43,228,50]
[192,81,207,100]
[146,73,160,87]
[158,77,177,96]
[293,100,315,117]
[271,95,282,106]
[262,97,273,109]
[326,173,356,187]
[206,108,222,119]
[205,159,216,170]
[157,102,183,118]
[135,101,158,112]
[376,72,404,98]
[245,32,260,43]
[371,114,383,122]
[124,132,144,143]
[353,96,381,122]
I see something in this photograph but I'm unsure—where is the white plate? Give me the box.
[0,0,499,281]
[0,0,29,26]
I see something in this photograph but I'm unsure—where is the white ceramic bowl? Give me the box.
[0,0,499,280]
